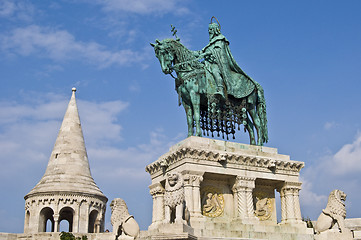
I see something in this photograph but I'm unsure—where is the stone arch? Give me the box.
[88,209,99,233]
[59,206,75,232]
[38,207,54,232]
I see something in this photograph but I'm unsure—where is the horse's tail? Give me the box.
[254,82,268,144]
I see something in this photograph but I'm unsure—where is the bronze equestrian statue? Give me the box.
[151,18,268,146]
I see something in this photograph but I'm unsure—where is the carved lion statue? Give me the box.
[163,172,187,224]
[110,198,140,239]
[314,189,349,234]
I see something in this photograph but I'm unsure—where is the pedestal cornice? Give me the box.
[146,137,304,177]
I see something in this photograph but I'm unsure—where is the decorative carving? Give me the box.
[164,172,184,209]
[314,190,349,234]
[232,176,256,219]
[145,147,303,176]
[254,192,273,221]
[25,194,105,212]
[149,183,165,196]
[110,198,140,239]
[164,172,187,224]
[201,186,224,218]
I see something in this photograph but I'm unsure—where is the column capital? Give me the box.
[149,183,165,196]
[182,171,204,187]
[232,176,256,191]
[53,213,60,221]
[278,181,302,193]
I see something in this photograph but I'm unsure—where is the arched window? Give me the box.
[39,207,54,232]
[46,219,53,232]
[88,210,99,233]
[59,219,70,232]
[59,207,74,232]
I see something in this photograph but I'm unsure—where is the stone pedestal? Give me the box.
[145,137,313,239]
[146,223,196,240]
[314,229,353,240]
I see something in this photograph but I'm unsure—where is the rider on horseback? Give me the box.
[151,19,268,145]
[201,19,258,101]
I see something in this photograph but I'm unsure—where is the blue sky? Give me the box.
[1,0,361,233]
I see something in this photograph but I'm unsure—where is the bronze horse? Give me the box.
[151,38,268,145]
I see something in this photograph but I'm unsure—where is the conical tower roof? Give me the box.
[25,88,106,201]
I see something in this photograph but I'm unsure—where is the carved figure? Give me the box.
[254,197,272,220]
[151,18,268,145]
[201,191,224,218]
[203,193,220,214]
[110,198,140,240]
[314,190,349,234]
[202,18,257,100]
[164,172,186,224]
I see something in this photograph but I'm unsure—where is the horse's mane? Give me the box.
[162,39,202,70]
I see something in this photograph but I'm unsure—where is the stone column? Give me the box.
[72,202,79,233]
[101,207,106,232]
[149,183,165,224]
[245,187,255,218]
[232,176,257,222]
[279,189,287,222]
[191,174,203,217]
[232,185,246,218]
[278,182,302,224]
[183,174,194,214]
[293,188,302,221]
[53,214,59,232]
[95,219,101,233]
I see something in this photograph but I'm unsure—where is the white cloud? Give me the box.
[324,121,338,130]
[298,132,361,220]
[78,100,128,145]
[0,0,35,21]
[89,128,184,182]
[325,133,361,175]
[95,0,189,15]
[299,177,327,207]
[0,25,145,68]
[0,0,15,17]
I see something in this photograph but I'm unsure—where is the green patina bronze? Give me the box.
[151,18,268,145]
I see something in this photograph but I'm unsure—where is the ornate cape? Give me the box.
[203,34,262,99]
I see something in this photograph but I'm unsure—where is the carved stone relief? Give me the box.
[201,186,224,218]
[254,192,273,221]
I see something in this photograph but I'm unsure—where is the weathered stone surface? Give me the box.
[314,190,348,234]
[26,88,105,197]
[23,89,107,234]
[146,136,313,240]
[110,198,140,239]
[314,229,353,240]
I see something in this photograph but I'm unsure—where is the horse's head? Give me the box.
[150,39,176,75]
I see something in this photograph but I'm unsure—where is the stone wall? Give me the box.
[0,232,115,240]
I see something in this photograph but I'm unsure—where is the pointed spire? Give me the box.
[26,88,106,199]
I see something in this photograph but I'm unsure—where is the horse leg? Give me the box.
[245,116,256,145]
[247,92,263,145]
[248,107,263,146]
[189,89,202,137]
[182,101,194,137]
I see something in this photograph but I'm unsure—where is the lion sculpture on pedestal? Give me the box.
[163,172,188,224]
[314,189,349,234]
[110,198,140,240]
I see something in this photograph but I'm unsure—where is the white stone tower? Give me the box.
[24,88,107,234]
